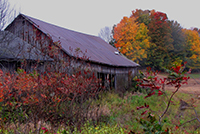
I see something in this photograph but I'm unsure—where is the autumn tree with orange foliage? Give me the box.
[113,16,151,64]
[183,29,200,69]
[114,9,174,69]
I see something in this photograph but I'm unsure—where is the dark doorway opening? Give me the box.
[97,72,115,90]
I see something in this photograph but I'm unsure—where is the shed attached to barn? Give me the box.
[5,14,139,90]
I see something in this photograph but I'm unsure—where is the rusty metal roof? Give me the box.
[21,14,139,67]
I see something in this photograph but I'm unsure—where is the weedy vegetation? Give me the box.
[0,61,200,134]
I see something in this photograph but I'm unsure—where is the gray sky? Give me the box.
[8,0,200,36]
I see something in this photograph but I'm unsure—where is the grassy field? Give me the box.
[92,90,200,133]
[1,89,200,133]
[49,89,200,134]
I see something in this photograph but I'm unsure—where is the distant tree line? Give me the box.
[99,9,200,71]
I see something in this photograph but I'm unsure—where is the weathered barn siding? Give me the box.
[5,14,139,90]
[88,63,137,89]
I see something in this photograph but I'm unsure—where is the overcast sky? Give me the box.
[8,0,200,36]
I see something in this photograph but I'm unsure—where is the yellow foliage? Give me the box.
[114,16,151,63]
[183,29,200,54]
[190,54,197,59]
[183,29,200,68]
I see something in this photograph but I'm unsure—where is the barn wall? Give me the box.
[115,73,129,90]
[90,63,137,90]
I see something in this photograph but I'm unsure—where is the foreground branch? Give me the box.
[159,85,180,123]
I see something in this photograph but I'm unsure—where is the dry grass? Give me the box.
[163,74,200,94]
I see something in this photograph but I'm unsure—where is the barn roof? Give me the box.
[0,31,52,61]
[8,14,139,67]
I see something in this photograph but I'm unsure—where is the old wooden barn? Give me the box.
[4,14,139,90]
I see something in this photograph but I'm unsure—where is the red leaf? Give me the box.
[140,83,153,87]
[141,110,148,115]
[175,84,181,88]
[136,106,144,110]
[144,103,149,108]
[183,76,189,80]
[42,127,46,130]
[175,125,179,130]
[182,82,188,84]
[153,86,161,90]
[158,90,163,96]
[137,103,149,110]
[172,66,181,73]
[135,79,141,82]
[144,91,155,99]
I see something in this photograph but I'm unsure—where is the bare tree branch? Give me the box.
[0,0,16,31]
[0,0,17,46]
[159,84,180,123]
[98,26,112,43]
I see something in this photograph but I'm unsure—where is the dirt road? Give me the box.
[165,77,200,94]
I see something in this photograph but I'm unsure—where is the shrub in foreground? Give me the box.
[0,68,102,133]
